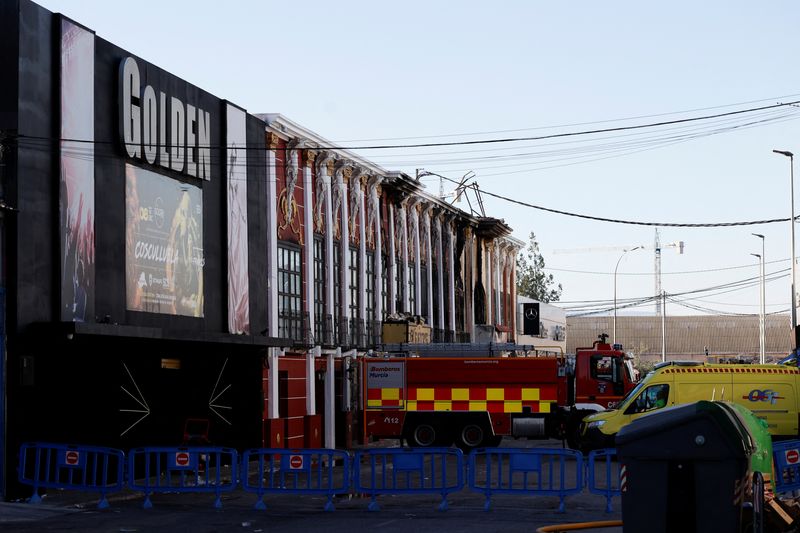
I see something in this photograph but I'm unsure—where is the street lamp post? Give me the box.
[751,251,765,363]
[774,150,797,353]
[613,246,641,345]
[752,233,766,363]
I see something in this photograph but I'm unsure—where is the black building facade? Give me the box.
[0,0,525,499]
[0,0,285,497]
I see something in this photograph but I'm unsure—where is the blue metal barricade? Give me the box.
[773,439,800,494]
[240,448,351,511]
[18,442,125,509]
[354,447,464,511]
[587,448,620,513]
[468,447,583,513]
[127,446,238,509]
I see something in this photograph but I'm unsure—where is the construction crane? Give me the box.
[552,240,685,258]
[553,229,685,314]
[654,229,685,316]
[552,245,646,254]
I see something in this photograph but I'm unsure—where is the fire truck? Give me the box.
[361,334,637,450]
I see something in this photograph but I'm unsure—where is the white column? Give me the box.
[303,151,315,339]
[399,202,410,313]
[466,230,475,340]
[343,354,352,411]
[435,214,445,332]
[494,245,503,324]
[425,208,434,324]
[324,348,338,448]
[267,347,281,419]
[372,180,383,323]
[358,178,367,331]
[447,220,457,334]
[506,246,511,325]
[319,158,335,331]
[266,138,279,336]
[388,204,397,315]
[306,346,319,415]
[412,205,422,315]
[486,243,494,324]
[509,248,518,338]
[340,172,351,328]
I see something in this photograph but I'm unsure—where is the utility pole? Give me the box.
[655,229,662,317]
[661,290,667,362]
[653,230,684,320]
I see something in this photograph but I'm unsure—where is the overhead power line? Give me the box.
[559,268,789,310]
[367,108,797,169]
[545,257,789,276]
[7,98,799,228]
[438,112,800,177]
[21,106,795,177]
[329,99,800,150]
[9,99,800,151]
[680,297,789,308]
[439,172,797,227]
[16,135,796,228]
[665,296,755,316]
[333,93,800,142]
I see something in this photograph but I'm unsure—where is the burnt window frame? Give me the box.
[277,243,302,341]
[313,236,325,343]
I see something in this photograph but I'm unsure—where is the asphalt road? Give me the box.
[1,492,622,533]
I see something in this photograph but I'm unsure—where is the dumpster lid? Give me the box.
[616,400,755,455]
[722,402,772,474]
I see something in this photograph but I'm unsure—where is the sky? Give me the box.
[36,0,800,318]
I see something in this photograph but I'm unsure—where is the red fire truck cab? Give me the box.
[362,335,637,450]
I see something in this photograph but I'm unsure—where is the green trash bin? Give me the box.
[720,401,772,480]
[720,401,772,532]
[617,400,760,533]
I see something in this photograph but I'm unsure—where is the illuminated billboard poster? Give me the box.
[125,165,204,317]
[226,103,250,334]
[60,19,95,322]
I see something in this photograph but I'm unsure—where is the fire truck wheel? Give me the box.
[457,424,485,450]
[411,423,438,447]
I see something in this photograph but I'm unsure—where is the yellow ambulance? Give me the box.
[578,360,800,450]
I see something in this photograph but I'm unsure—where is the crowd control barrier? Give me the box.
[353,447,464,511]
[773,439,800,494]
[240,448,351,511]
[586,448,620,513]
[17,442,125,509]
[468,447,583,513]
[17,442,635,512]
[127,446,238,509]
